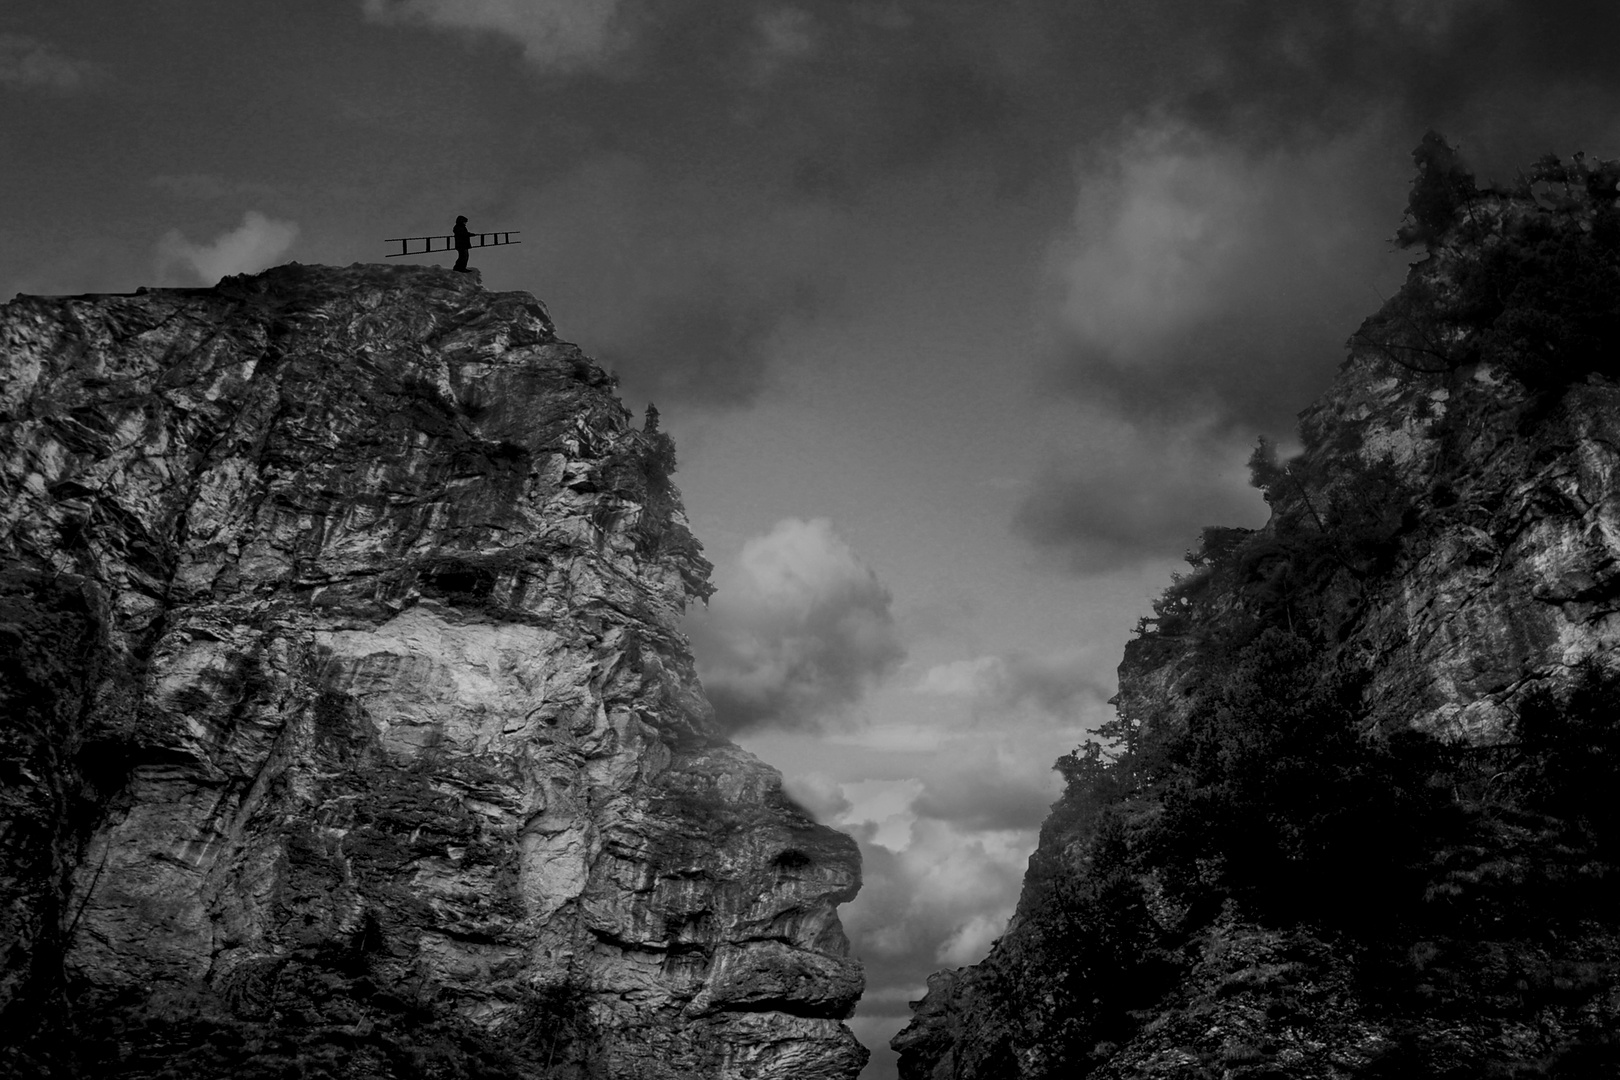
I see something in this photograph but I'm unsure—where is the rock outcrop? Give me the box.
[896,149,1620,1076]
[0,263,866,1078]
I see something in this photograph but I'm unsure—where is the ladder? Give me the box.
[385,231,521,257]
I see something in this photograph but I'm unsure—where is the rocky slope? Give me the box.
[896,147,1620,1077]
[0,263,866,1079]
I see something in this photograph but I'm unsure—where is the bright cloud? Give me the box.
[916,647,1108,714]
[737,697,1094,1077]
[935,910,1008,967]
[155,211,300,285]
[360,0,624,71]
[1056,130,1246,366]
[846,818,1028,963]
[916,656,1003,699]
[688,518,904,733]
[0,34,100,91]
[1021,125,1394,575]
[779,770,853,823]
[1045,121,1404,429]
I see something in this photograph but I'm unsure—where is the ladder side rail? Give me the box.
[383,231,518,255]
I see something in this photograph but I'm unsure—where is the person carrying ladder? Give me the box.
[453,216,472,272]
[382,223,519,263]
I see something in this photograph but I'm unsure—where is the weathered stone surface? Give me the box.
[1291,369,1620,745]
[0,263,865,1078]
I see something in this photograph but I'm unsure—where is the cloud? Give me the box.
[734,699,1099,1077]
[514,155,841,405]
[915,657,1002,700]
[360,0,625,71]
[749,6,817,81]
[847,818,1026,961]
[909,760,1060,835]
[1013,408,1266,574]
[916,648,1108,716]
[1044,122,1406,431]
[935,910,1008,968]
[835,786,1052,1075]
[155,211,300,285]
[148,174,282,203]
[0,34,101,91]
[757,7,815,59]
[779,771,853,823]
[1045,3,1620,152]
[688,518,904,733]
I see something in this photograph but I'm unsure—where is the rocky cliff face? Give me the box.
[896,150,1620,1077]
[0,263,866,1079]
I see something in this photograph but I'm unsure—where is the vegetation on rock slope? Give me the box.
[896,139,1620,1078]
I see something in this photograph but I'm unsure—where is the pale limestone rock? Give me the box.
[0,263,865,1078]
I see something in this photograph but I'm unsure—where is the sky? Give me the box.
[5,2,1620,1075]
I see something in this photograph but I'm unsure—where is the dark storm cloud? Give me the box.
[592,278,821,406]
[379,0,1018,188]
[1156,1,1620,149]
[686,518,904,734]
[350,3,1031,409]
[513,156,841,406]
[358,1,1620,418]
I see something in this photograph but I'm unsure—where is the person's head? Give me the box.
[456,215,467,224]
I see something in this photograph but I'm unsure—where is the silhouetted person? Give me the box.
[453,215,471,272]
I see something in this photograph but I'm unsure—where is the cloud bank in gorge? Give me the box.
[839,810,1034,1071]
[688,517,904,734]
[156,211,300,285]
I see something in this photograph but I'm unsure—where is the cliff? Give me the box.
[896,147,1620,1077]
[0,263,866,1079]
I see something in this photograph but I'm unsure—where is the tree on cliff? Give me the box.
[1396,130,1476,249]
